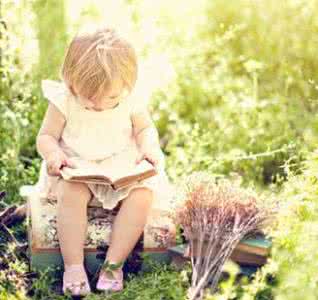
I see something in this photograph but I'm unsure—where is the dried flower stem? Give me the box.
[171,172,274,300]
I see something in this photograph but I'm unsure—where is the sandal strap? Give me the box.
[63,264,91,294]
[98,274,123,283]
[64,280,91,295]
[95,259,124,280]
[65,281,87,287]
[98,279,122,285]
[101,260,124,270]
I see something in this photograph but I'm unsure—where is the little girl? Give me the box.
[35,27,173,296]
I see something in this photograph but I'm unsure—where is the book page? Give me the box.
[60,147,155,183]
[60,158,107,180]
[98,153,155,183]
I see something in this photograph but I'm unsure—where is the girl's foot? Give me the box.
[63,264,91,296]
[96,260,124,293]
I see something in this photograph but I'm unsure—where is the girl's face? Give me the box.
[74,80,128,111]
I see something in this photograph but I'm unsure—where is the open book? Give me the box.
[60,158,157,190]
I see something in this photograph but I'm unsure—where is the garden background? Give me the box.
[1,0,318,299]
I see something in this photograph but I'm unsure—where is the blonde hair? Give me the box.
[60,27,138,102]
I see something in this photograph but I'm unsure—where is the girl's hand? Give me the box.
[135,147,165,173]
[46,150,76,176]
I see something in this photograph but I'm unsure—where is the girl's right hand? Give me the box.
[46,150,76,176]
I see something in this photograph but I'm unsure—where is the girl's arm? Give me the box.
[131,110,161,151]
[131,110,165,172]
[36,103,66,161]
[36,103,75,175]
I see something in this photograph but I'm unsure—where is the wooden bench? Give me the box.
[20,185,177,275]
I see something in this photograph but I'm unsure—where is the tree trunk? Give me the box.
[32,0,68,80]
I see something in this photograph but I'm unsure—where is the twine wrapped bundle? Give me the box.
[170,172,274,300]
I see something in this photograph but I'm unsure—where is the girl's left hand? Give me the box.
[135,148,165,173]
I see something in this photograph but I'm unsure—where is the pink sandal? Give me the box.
[95,260,124,293]
[62,264,91,296]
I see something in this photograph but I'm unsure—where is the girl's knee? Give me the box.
[56,179,92,203]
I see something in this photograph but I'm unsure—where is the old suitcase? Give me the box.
[20,185,177,276]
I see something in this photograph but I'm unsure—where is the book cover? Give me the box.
[168,235,271,267]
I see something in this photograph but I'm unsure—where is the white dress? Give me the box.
[35,80,175,212]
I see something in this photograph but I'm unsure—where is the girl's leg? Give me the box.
[103,187,153,276]
[56,179,92,267]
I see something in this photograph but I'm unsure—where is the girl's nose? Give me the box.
[92,100,105,111]
[78,95,94,108]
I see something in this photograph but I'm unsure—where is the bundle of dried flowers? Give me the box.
[170,171,275,300]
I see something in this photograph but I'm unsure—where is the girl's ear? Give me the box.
[122,88,129,99]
